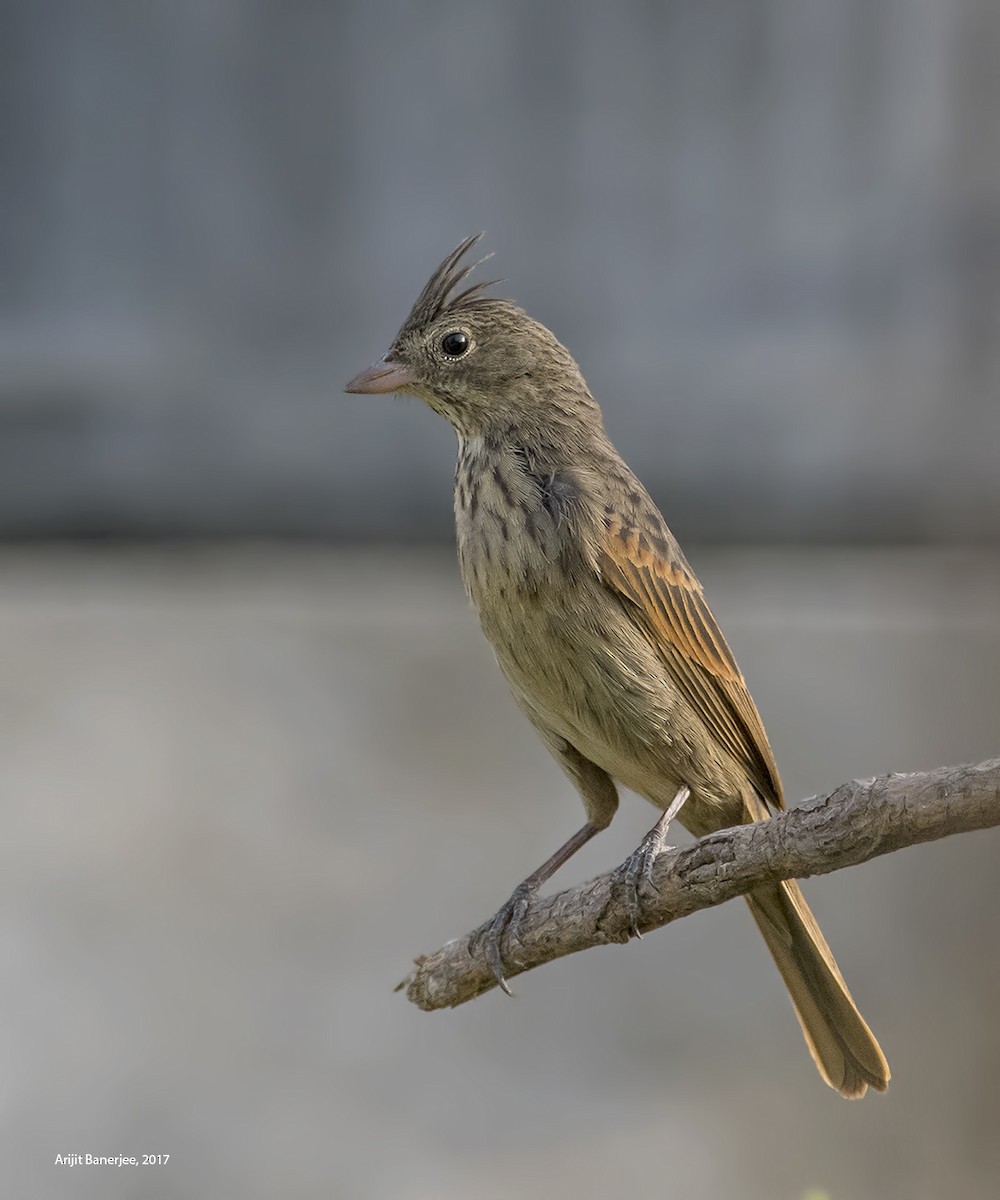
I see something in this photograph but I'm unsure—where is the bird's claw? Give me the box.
[473,881,536,996]
[614,787,689,938]
[614,825,675,939]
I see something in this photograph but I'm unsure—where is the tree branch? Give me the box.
[399,757,1000,1011]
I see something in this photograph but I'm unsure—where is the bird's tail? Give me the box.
[745,880,890,1098]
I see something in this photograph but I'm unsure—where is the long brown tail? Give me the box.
[745,880,890,1098]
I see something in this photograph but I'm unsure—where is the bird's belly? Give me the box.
[479,582,688,801]
[475,580,748,830]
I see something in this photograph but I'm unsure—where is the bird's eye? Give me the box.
[441,331,470,357]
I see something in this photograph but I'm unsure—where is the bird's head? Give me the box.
[345,235,594,438]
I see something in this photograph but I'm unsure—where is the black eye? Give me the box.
[441,330,469,357]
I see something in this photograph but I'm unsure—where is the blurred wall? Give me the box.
[1,0,998,541]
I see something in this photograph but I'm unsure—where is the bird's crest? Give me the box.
[398,234,500,335]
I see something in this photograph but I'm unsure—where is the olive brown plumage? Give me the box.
[346,236,889,1097]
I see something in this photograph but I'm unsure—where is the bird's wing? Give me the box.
[597,508,784,810]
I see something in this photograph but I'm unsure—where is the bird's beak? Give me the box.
[344,359,417,395]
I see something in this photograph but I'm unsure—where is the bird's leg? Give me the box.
[615,785,690,939]
[475,821,601,996]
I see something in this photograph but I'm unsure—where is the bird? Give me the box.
[346,235,890,1098]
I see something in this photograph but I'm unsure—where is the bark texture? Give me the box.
[400,757,1000,1011]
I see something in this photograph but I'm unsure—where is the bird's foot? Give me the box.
[613,833,667,940]
[471,881,537,997]
[613,786,690,939]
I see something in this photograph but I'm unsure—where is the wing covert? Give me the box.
[598,511,783,809]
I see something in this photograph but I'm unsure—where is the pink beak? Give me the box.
[344,358,417,395]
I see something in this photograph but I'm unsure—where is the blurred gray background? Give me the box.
[1,2,999,1198]
[3,0,999,541]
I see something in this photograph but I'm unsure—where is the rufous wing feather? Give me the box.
[597,509,783,810]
